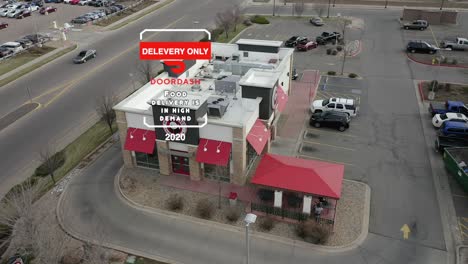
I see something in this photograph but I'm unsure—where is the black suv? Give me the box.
[407,41,437,54]
[285,36,308,47]
[316,31,342,45]
[309,111,350,132]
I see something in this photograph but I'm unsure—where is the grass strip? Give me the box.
[0,46,55,76]
[0,44,77,88]
[215,23,249,43]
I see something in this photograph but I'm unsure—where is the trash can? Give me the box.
[229,192,238,206]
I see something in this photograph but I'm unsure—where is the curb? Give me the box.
[457,245,467,264]
[406,53,468,69]
[0,44,77,85]
[245,2,468,11]
[116,167,371,254]
[418,81,426,102]
[228,24,257,44]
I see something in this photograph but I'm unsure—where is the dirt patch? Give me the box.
[120,168,367,246]
[421,81,468,102]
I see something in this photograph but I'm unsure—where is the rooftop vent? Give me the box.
[207,97,230,118]
[191,84,201,91]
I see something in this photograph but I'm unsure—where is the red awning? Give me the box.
[124,128,156,154]
[251,154,344,199]
[277,85,288,113]
[196,138,232,166]
[247,119,270,155]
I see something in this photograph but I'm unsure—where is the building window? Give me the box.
[135,149,159,170]
[204,163,230,182]
[246,143,258,172]
[243,51,249,57]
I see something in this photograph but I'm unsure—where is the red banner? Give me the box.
[140,42,211,60]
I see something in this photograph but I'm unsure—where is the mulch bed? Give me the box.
[420,81,468,102]
[408,52,468,68]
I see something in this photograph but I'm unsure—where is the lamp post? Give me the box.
[440,0,445,10]
[333,0,336,7]
[327,0,331,18]
[273,0,276,16]
[384,0,388,8]
[244,213,257,264]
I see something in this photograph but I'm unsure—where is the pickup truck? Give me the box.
[435,135,468,152]
[440,37,468,51]
[316,32,342,45]
[428,101,468,117]
[402,20,428,30]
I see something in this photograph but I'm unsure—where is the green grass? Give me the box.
[98,0,174,29]
[0,46,55,76]
[215,23,249,43]
[41,120,117,191]
[0,45,76,87]
[133,257,167,264]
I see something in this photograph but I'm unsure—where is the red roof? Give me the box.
[246,119,270,155]
[251,154,344,199]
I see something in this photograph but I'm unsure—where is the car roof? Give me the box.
[325,111,348,117]
[330,97,355,105]
[444,121,468,128]
[2,41,21,46]
[447,100,465,107]
[443,113,467,118]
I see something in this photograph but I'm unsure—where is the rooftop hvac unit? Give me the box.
[207,97,230,117]
[215,75,240,94]
[213,61,224,72]
[191,84,201,91]
[232,52,240,61]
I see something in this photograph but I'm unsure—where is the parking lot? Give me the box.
[0,3,95,43]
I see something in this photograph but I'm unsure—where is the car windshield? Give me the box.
[322,99,329,106]
[440,114,448,120]
[78,51,87,57]
[289,37,297,41]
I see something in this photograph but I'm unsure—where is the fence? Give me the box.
[251,202,335,224]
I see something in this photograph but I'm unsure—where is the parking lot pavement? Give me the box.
[0,3,95,43]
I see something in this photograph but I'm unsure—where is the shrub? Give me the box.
[166,194,184,211]
[452,59,458,65]
[251,15,270,24]
[295,220,330,244]
[444,83,451,92]
[259,217,275,231]
[331,49,338,55]
[243,19,253,26]
[336,45,343,51]
[225,208,241,222]
[327,71,336,76]
[211,27,224,41]
[6,177,39,199]
[326,48,332,55]
[348,73,358,78]
[196,199,215,219]
[442,57,448,64]
[34,151,66,177]
[258,189,274,202]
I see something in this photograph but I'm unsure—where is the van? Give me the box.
[1,42,24,53]
[439,121,468,138]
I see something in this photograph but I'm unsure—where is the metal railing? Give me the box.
[251,202,334,224]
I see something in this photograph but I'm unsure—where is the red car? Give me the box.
[15,10,31,19]
[39,6,57,14]
[70,0,80,5]
[0,22,7,29]
[296,40,318,51]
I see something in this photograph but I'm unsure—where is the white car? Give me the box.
[79,0,90,5]
[64,0,72,3]
[7,9,22,17]
[310,97,358,117]
[0,9,12,16]
[26,5,39,11]
[432,112,468,128]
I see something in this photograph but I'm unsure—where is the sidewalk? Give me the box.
[0,42,76,84]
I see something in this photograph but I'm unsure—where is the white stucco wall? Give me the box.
[126,112,154,130]
[199,124,233,143]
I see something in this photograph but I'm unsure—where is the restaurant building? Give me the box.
[114,39,294,185]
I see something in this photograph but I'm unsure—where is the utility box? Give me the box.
[229,192,238,206]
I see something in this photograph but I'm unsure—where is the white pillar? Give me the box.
[274,190,282,208]
[52,21,57,29]
[302,195,312,214]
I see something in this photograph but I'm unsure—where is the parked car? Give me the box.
[24,33,51,44]
[285,36,308,47]
[84,12,99,19]
[70,0,80,4]
[78,0,90,5]
[15,9,31,18]
[0,22,7,29]
[310,97,358,117]
[403,20,428,30]
[7,8,22,18]
[316,31,342,45]
[0,9,14,16]
[1,41,23,53]
[428,101,468,117]
[64,0,72,3]
[71,16,89,24]
[32,0,44,6]
[0,47,13,57]
[309,111,351,132]
[406,40,437,54]
[73,49,96,63]
[309,17,324,26]
[432,113,468,128]
[15,38,33,48]
[112,3,124,9]
[438,121,468,138]
[108,5,119,12]
[440,37,468,51]
[91,10,105,17]
[435,135,468,152]
[296,40,317,51]
[39,6,56,14]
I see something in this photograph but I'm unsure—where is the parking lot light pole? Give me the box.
[273,0,276,16]
[385,0,388,8]
[440,0,445,10]
[244,213,257,264]
[327,0,331,18]
[333,0,336,7]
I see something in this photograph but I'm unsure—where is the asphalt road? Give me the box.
[59,143,446,264]
[0,0,238,196]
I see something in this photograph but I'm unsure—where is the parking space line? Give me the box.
[306,128,359,138]
[302,140,356,151]
[297,154,355,166]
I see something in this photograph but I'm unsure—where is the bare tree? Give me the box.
[33,225,70,264]
[0,180,43,257]
[216,10,234,39]
[96,95,117,135]
[231,5,244,32]
[312,4,326,17]
[294,1,305,17]
[136,60,156,84]
[38,146,64,184]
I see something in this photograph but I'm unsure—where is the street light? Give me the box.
[440,0,445,10]
[273,0,276,16]
[327,0,331,18]
[384,0,388,8]
[244,213,257,264]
